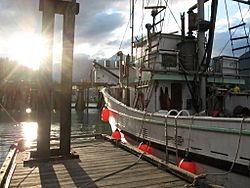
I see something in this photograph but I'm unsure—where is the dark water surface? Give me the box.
[0,108,111,166]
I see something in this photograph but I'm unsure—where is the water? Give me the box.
[0,108,111,166]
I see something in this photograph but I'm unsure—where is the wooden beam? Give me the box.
[39,0,79,15]
[37,0,55,161]
[60,3,76,155]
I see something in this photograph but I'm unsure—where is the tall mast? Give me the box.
[131,0,134,61]
[197,0,206,112]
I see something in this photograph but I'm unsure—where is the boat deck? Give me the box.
[2,135,214,188]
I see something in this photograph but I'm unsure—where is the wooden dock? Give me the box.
[1,135,220,188]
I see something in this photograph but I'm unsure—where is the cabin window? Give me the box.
[115,61,119,68]
[105,60,110,67]
[161,53,177,68]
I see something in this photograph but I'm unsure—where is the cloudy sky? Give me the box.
[0,0,249,69]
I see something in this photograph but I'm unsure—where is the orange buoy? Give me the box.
[101,107,109,122]
[111,129,121,140]
[178,158,197,174]
[138,143,153,155]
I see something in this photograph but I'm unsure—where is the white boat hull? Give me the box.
[102,88,250,177]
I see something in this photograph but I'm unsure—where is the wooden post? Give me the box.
[125,54,130,106]
[86,87,89,124]
[60,1,77,155]
[37,0,55,161]
[36,0,79,160]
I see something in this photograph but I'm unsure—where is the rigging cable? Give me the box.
[161,0,170,49]
[164,0,172,32]
[163,0,181,31]
[0,103,19,125]
[160,0,167,32]
[119,19,130,50]
[224,0,235,56]
[118,0,138,50]
[136,0,152,40]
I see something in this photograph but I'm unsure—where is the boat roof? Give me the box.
[134,33,182,48]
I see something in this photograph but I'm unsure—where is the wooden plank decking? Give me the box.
[6,136,192,188]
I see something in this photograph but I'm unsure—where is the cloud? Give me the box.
[106,38,130,48]
[216,7,250,33]
[1,0,249,62]
[76,11,126,44]
[213,32,232,57]
[213,29,250,57]
[0,0,41,34]
[67,0,129,58]
[0,0,130,60]
[73,53,93,81]
[213,5,250,57]
[53,53,93,82]
[75,0,128,42]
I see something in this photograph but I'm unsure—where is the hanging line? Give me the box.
[119,0,138,51]
[163,0,181,31]
[224,0,235,56]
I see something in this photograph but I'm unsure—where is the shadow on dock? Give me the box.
[0,135,223,188]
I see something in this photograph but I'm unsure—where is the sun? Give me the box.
[8,32,48,70]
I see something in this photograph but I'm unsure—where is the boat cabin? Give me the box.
[131,33,250,117]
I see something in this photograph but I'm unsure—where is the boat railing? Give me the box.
[164,109,178,163]
[102,87,250,124]
[174,110,191,164]
[164,109,190,164]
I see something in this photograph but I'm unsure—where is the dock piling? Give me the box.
[37,0,79,161]
[37,0,55,161]
[60,0,78,156]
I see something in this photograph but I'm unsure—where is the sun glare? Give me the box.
[21,122,38,148]
[8,32,48,70]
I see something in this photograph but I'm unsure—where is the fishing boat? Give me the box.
[98,0,250,187]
